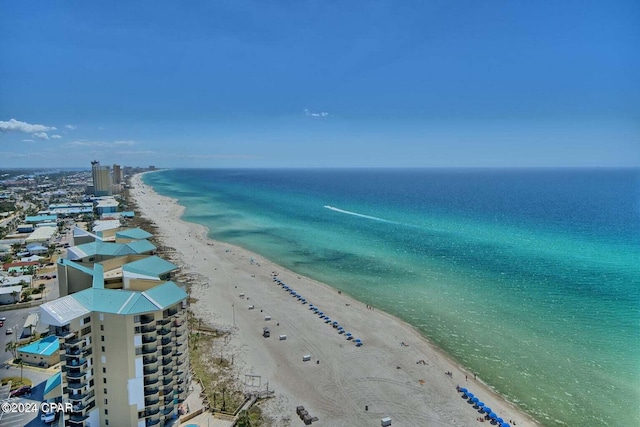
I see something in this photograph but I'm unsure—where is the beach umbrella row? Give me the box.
[458,388,511,427]
[273,275,363,347]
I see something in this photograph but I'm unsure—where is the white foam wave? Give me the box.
[323,205,402,225]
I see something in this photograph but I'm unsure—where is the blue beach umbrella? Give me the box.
[496,418,504,424]
[466,392,474,399]
[471,397,479,404]
[459,387,468,394]
[501,423,511,427]
[354,339,362,343]
[477,401,485,408]
[489,412,498,420]
[482,407,492,414]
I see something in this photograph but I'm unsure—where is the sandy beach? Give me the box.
[131,173,539,427]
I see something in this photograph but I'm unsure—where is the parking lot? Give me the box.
[0,364,56,427]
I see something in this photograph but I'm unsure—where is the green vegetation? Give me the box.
[1,376,33,390]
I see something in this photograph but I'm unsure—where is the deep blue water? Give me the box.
[144,168,640,427]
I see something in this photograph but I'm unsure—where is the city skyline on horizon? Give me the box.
[1,1,638,168]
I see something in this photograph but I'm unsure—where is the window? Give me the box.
[134,315,141,323]
[102,367,106,374]
[100,325,104,331]
[104,388,107,394]
[104,409,108,415]
[103,378,107,384]
[101,346,105,352]
[105,420,109,425]
[83,316,91,325]
[104,399,108,405]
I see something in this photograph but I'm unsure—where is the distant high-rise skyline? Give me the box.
[91,161,111,196]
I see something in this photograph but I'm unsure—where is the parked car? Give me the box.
[10,386,31,397]
[0,321,4,327]
[0,316,6,321]
[41,409,56,423]
[5,328,12,335]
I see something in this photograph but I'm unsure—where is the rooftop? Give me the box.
[19,335,59,356]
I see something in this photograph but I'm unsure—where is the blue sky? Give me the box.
[1,0,638,168]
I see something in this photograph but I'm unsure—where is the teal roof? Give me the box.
[44,372,62,396]
[144,281,188,309]
[25,215,57,223]
[121,211,135,218]
[126,239,156,254]
[116,228,153,240]
[58,258,94,276]
[122,256,177,277]
[18,335,59,356]
[71,281,186,315]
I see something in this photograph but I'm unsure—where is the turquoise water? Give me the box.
[144,168,640,426]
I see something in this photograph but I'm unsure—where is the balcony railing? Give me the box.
[144,387,159,397]
[158,328,171,336]
[144,377,159,386]
[142,335,156,344]
[66,370,84,379]
[141,315,155,324]
[145,418,161,427]
[143,356,158,365]
[160,337,171,346]
[145,397,160,406]
[144,366,159,376]
[142,346,157,355]
[141,324,156,333]
[144,407,160,417]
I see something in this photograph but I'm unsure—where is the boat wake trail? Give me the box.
[323,205,404,226]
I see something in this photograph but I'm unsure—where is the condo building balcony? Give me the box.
[145,395,160,406]
[142,333,157,344]
[144,376,160,387]
[68,413,90,425]
[157,318,171,326]
[140,314,155,325]
[144,365,159,376]
[66,370,85,379]
[145,417,161,426]
[141,324,156,333]
[67,356,88,368]
[161,347,174,357]
[142,345,158,355]
[160,336,172,346]
[144,407,160,417]
[143,356,158,365]
[161,405,175,416]
[158,328,171,336]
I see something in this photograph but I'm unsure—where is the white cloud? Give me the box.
[65,124,77,130]
[113,140,135,146]
[21,139,34,143]
[33,132,50,140]
[0,118,56,133]
[51,134,62,139]
[304,109,330,118]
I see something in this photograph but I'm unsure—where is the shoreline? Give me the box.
[131,172,540,427]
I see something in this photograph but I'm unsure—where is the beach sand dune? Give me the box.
[131,173,538,427]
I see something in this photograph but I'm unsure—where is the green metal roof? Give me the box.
[57,258,95,276]
[125,239,156,254]
[71,281,186,315]
[122,256,177,277]
[143,281,187,309]
[115,227,153,240]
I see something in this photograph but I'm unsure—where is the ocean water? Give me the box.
[143,168,640,427]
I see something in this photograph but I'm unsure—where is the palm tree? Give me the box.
[5,341,18,359]
[10,289,19,303]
